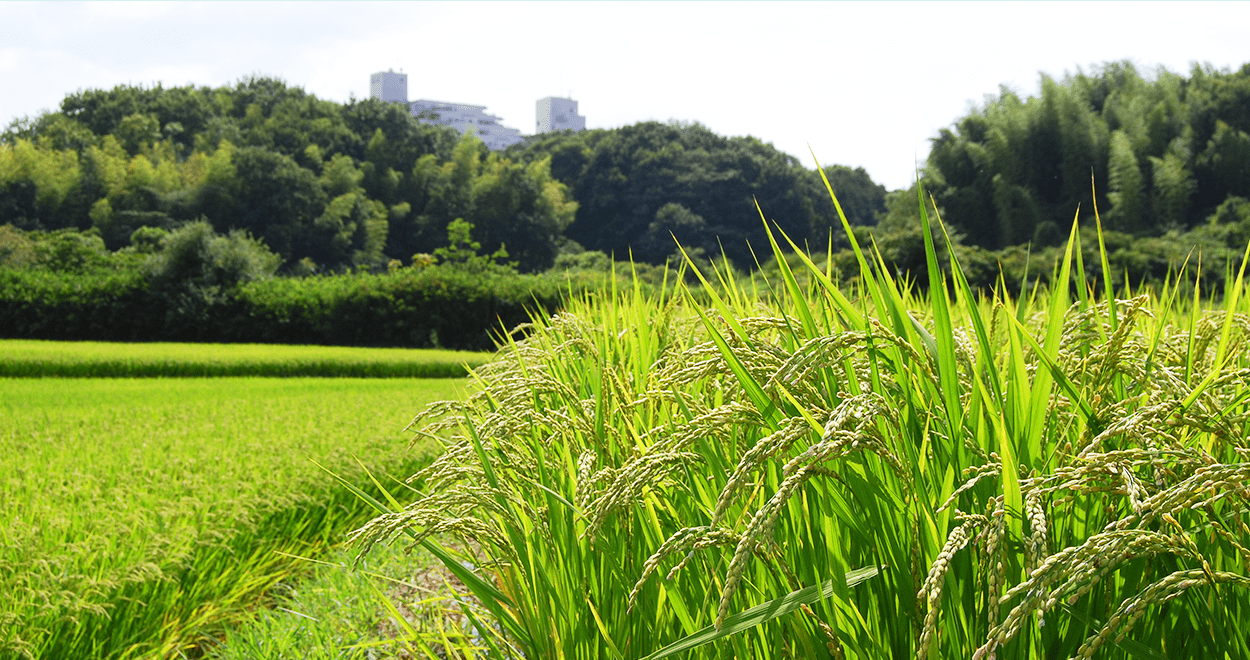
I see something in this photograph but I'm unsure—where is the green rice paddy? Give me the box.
[0,340,492,378]
[0,371,467,659]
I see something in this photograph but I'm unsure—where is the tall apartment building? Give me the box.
[535,96,586,133]
[408,99,525,151]
[368,72,588,150]
[369,71,524,151]
[370,70,408,103]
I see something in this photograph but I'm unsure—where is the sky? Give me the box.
[1,1,1246,191]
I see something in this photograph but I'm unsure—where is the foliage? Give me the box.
[205,543,462,660]
[505,120,863,268]
[0,78,585,273]
[232,262,569,350]
[0,221,594,349]
[146,220,280,291]
[926,61,1250,249]
[432,217,511,270]
[392,133,577,273]
[818,164,888,227]
[0,260,574,350]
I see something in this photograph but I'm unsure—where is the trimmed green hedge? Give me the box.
[231,266,569,349]
[0,265,590,350]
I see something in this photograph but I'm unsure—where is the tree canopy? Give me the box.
[8,61,1246,280]
[502,122,881,268]
[925,61,1250,249]
[0,77,575,272]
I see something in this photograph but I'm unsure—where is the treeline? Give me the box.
[926,60,1250,250]
[0,221,591,350]
[4,62,1249,311]
[0,77,579,273]
[0,77,886,274]
[500,123,886,268]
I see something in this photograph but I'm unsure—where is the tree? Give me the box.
[925,60,1250,247]
[312,154,389,267]
[640,202,709,262]
[224,146,326,263]
[144,220,281,338]
[146,220,280,290]
[432,217,510,271]
[342,97,459,172]
[114,113,162,156]
[565,121,816,267]
[1107,130,1144,231]
[1150,152,1197,230]
[467,153,577,272]
[815,165,887,227]
[390,133,576,272]
[0,139,82,231]
[1195,121,1250,209]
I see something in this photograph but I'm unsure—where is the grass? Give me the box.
[349,176,1250,658]
[0,376,465,660]
[0,339,492,378]
[205,540,480,660]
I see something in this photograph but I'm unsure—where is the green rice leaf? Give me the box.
[640,566,882,660]
[685,288,781,428]
[756,201,818,339]
[917,187,966,443]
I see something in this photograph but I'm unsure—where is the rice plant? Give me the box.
[353,170,1250,659]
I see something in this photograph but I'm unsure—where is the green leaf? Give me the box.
[756,200,817,338]
[685,287,781,428]
[640,566,882,660]
[917,188,965,443]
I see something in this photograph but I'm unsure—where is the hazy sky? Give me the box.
[1,1,1246,191]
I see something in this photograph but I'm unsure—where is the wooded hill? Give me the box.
[2,60,1249,285]
[0,77,884,274]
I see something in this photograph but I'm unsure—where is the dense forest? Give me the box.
[926,60,1250,250]
[0,77,885,274]
[2,60,1249,291]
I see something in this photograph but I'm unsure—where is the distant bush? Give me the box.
[228,264,571,350]
[0,267,155,340]
[0,263,584,350]
[0,220,620,349]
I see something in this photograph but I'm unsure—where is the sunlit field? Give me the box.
[0,340,491,378]
[0,376,464,659]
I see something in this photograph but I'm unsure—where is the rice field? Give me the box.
[0,376,466,660]
[4,185,1249,659]
[0,340,492,378]
[349,186,1250,659]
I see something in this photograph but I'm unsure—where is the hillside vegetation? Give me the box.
[2,61,1249,346]
[0,77,880,274]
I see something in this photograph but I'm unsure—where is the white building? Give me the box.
[536,97,586,134]
[370,70,408,104]
[408,99,525,151]
[369,72,583,150]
